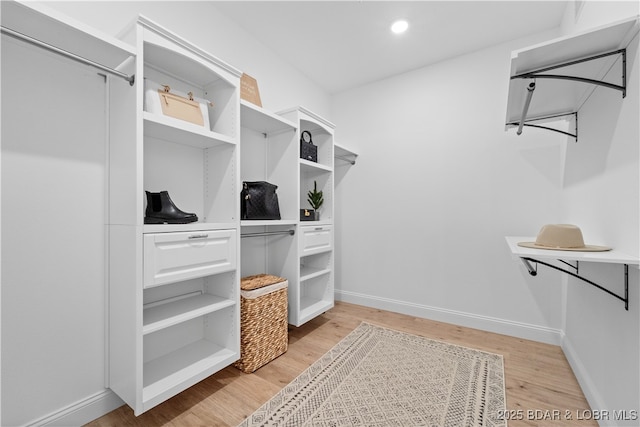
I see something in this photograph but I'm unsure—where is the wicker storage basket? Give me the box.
[235,274,288,373]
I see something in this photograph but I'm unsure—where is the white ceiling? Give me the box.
[213,1,569,94]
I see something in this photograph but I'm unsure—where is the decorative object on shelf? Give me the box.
[240,73,262,107]
[241,181,282,220]
[158,85,203,126]
[306,180,323,221]
[144,190,198,224]
[300,130,318,162]
[518,224,611,252]
[144,79,212,128]
[300,209,315,221]
[235,274,288,373]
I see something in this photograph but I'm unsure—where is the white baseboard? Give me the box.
[26,389,123,427]
[561,335,610,426]
[335,290,563,345]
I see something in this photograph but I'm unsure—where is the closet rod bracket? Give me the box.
[521,257,629,311]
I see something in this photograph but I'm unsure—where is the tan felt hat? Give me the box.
[518,224,611,252]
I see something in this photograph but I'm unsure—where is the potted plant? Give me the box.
[307,180,324,220]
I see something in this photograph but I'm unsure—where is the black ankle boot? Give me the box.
[144,191,198,224]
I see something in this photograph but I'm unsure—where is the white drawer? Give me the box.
[299,225,333,256]
[144,229,236,288]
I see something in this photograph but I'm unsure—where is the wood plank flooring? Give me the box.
[86,301,596,427]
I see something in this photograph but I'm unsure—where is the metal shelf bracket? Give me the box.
[521,256,629,310]
[508,112,578,141]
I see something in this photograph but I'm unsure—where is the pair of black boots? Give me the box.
[144,191,198,224]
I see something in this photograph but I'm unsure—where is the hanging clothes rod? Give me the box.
[241,230,295,238]
[516,82,536,135]
[1,26,136,86]
[335,155,356,165]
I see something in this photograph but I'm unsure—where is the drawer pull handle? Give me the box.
[188,234,209,239]
[314,227,323,231]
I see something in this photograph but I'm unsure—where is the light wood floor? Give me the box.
[86,301,596,427]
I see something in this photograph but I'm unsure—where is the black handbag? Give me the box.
[241,181,281,220]
[300,130,317,162]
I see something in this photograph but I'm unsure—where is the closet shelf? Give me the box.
[299,298,333,325]
[506,236,639,310]
[144,112,236,148]
[278,106,336,135]
[300,158,333,173]
[506,236,638,265]
[139,15,242,86]
[334,143,358,165]
[300,266,331,282]
[1,1,135,75]
[142,341,237,410]
[240,100,297,135]
[505,16,639,140]
[143,294,235,335]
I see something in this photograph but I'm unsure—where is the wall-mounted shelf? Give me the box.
[506,236,639,310]
[335,143,358,165]
[505,16,639,140]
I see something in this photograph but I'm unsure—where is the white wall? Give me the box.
[332,1,639,423]
[558,2,639,425]
[332,28,569,343]
[47,1,331,118]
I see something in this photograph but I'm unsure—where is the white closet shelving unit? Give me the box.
[277,107,336,327]
[109,16,242,415]
[240,102,337,326]
[3,3,345,418]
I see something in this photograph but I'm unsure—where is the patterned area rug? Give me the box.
[238,322,506,427]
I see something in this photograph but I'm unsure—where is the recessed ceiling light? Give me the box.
[391,20,409,34]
